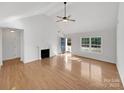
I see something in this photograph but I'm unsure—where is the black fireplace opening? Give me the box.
[41,49,50,59]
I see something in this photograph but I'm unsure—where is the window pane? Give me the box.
[91,37,101,48]
[81,38,90,48]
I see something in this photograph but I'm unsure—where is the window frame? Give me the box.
[90,37,102,53]
[80,37,90,51]
[80,36,102,53]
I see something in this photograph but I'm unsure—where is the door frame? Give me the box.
[1,27,24,64]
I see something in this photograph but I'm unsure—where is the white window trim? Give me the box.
[80,36,102,53]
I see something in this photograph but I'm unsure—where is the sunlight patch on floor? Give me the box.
[11,86,16,90]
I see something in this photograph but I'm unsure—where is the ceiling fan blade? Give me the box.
[56,2,76,23]
[68,19,76,22]
[57,16,63,18]
[56,20,63,22]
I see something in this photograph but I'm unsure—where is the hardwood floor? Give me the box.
[0,53,123,90]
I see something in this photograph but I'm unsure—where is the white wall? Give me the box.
[0,14,58,63]
[70,28,116,63]
[116,3,124,87]
[0,30,2,65]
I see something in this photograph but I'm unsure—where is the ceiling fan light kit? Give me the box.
[56,2,76,22]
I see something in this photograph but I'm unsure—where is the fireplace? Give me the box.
[41,49,50,59]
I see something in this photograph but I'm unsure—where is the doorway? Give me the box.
[60,37,72,54]
[66,38,72,53]
[60,37,66,53]
[2,28,24,63]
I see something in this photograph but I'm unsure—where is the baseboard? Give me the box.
[3,57,20,62]
[116,63,124,87]
[24,55,57,64]
[73,54,116,65]
[24,58,39,64]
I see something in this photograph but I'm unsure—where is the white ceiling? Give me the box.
[51,2,119,34]
[0,2,119,34]
[0,2,62,22]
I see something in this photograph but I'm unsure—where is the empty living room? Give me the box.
[0,0,124,92]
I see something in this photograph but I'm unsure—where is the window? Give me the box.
[81,38,90,51]
[81,37,102,53]
[91,37,101,48]
[91,37,101,52]
[81,38,90,47]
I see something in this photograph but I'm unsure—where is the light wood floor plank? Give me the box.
[0,53,123,90]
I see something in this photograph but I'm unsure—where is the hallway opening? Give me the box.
[1,28,24,64]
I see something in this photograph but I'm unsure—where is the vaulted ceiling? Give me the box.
[51,2,119,33]
[0,2,62,22]
[0,2,119,34]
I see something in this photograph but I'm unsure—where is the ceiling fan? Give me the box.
[56,2,76,22]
